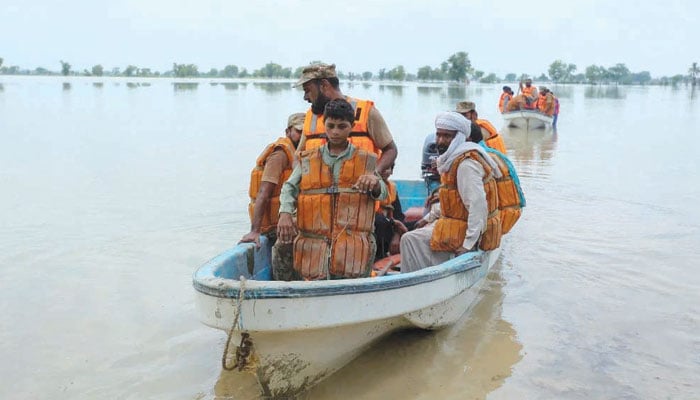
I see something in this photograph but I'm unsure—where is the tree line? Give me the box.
[0,54,697,87]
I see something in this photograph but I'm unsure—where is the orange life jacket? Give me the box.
[498,92,512,113]
[486,152,522,234]
[475,119,507,154]
[247,137,296,233]
[522,86,537,109]
[430,150,501,252]
[537,93,555,116]
[375,180,397,215]
[294,147,378,279]
[302,97,380,156]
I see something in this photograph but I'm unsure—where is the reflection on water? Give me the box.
[379,84,404,96]
[362,83,371,89]
[446,85,467,99]
[0,83,4,91]
[126,82,138,89]
[584,85,625,99]
[92,82,103,88]
[547,85,573,99]
[173,82,199,91]
[222,82,241,90]
[502,127,558,177]
[62,82,71,90]
[253,82,292,94]
[210,82,219,86]
[417,85,444,96]
[210,265,522,400]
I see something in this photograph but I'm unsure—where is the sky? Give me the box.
[1,0,697,78]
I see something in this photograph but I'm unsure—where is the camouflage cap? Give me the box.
[287,112,305,130]
[455,101,476,113]
[294,63,337,87]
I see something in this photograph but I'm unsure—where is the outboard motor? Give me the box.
[420,133,440,193]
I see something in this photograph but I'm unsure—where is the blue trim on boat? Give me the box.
[192,250,483,299]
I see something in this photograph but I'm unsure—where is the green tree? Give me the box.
[173,63,199,77]
[472,70,485,81]
[0,57,3,69]
[362,71,372,81]
[123,65,138,77]
[138,68,152,77]
[34,67,50,75]
[417,65,432,81]
[221,65,239,78]
[548,60,568,82]
[387,65,406,81]
[377,68,386,80]
[607,63,630,84]
[91,64,104,76]
[207,68,219,77]
[446,51,472,82]
[585,65,606,84]
[631,71,652,85]
[238,68,249,78]
[689,62,699,86]
[505,73,517,81]
[60,60,71,76]
[480,73,498,83]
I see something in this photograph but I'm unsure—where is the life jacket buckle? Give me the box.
[326,185,340,194]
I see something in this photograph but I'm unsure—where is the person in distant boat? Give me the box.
[519,78,538,109]
[374,163,411,259]
[536,87,555,116]
[239,113,304,255]
[400,112,502,274]
[275,98,388,280]
[455,101,507,154]
[551,91,560,128]
[294,63,398,175]
[498,86,514,113]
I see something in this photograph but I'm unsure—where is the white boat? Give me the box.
[503,109,553,130]
[192,180,501,398]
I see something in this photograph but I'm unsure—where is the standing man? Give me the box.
[400,112,502,273]
[239,113,304,253]
[456,101,507,153]
[519,78,538,109]
[276,99,388,280]
[294,63,398,175]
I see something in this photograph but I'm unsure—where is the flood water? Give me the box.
[1,76,698,399]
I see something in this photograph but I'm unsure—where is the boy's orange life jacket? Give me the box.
[247,137,296,233]
[294,147,378,279]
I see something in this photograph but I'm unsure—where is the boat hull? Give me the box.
[194,241,500,397]
[503,110,553,130]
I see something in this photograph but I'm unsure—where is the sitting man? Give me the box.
[275,98,388,280]
[519,78,538,109]
[400,112,502,273]
[498,86,514,113]
[240,112,304,254]
[536,87,555,116]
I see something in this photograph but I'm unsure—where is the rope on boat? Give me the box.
[221,275,247,371]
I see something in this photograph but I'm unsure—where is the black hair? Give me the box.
[469,122,483,143]
[323,98,355,124]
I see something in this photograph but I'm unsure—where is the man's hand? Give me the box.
[276,212,297,244]
[239,231,262,248]
[389,232,402,255]
[353,174,380,193]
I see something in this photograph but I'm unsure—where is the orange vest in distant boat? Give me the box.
[475,119,507,154]
[522,86,537,109]
[302,97,380,156]
[537,93,555,116]
[498,92,512,113]
[294,147,378,280]
[248,137,296,234]
[430,150,501,252]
